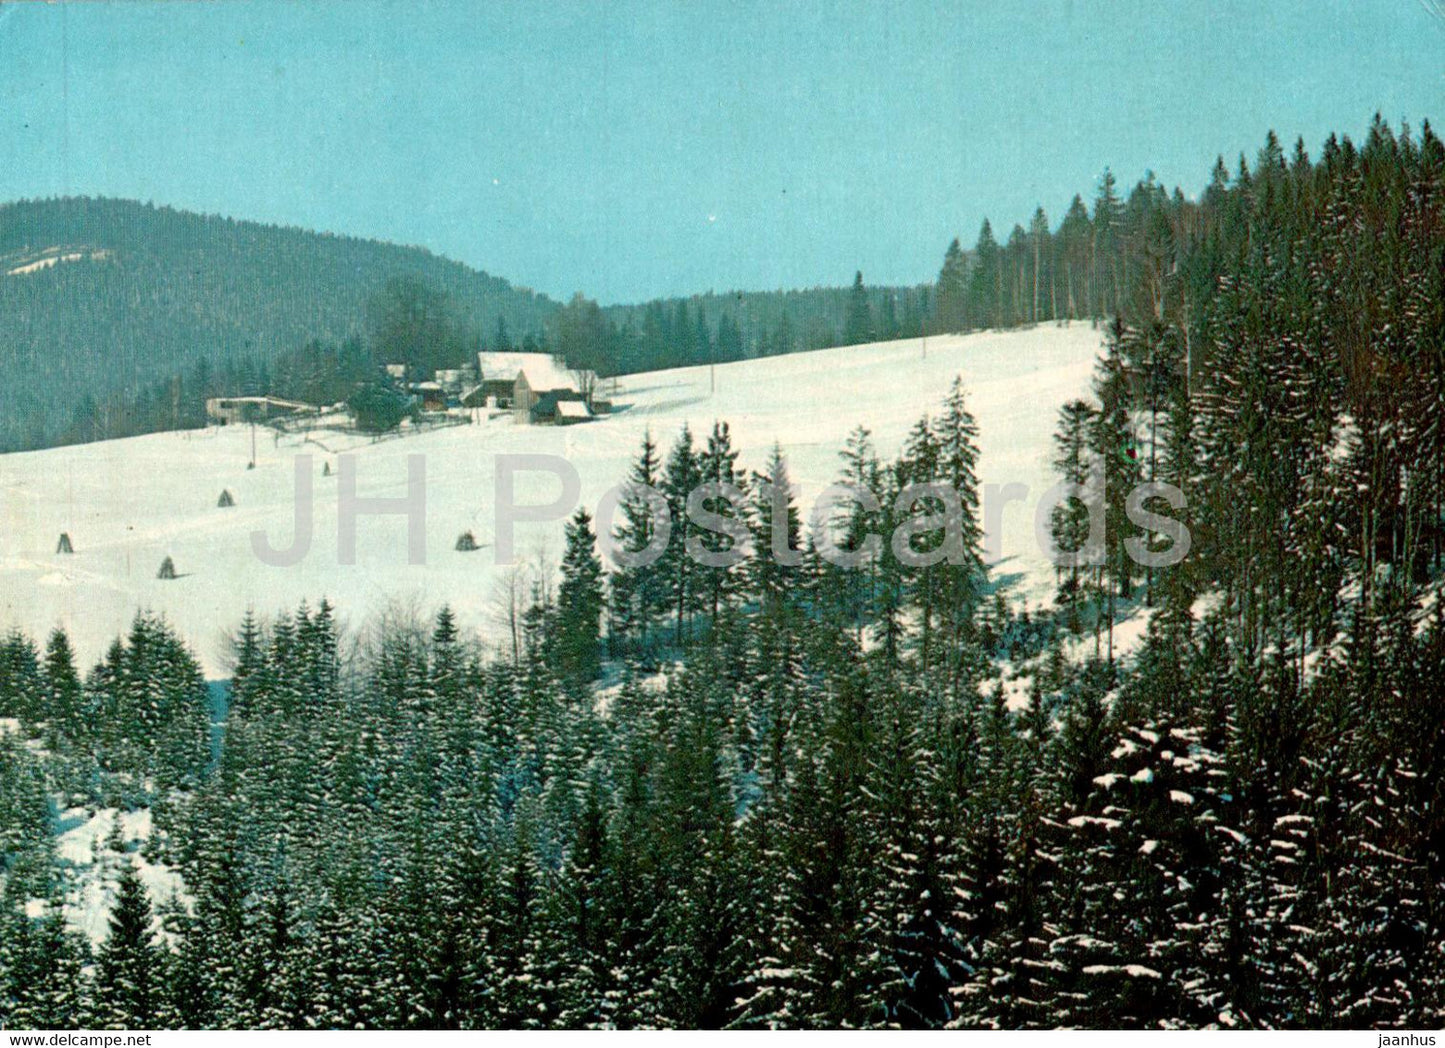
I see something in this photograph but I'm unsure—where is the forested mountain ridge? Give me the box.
[0,197,915,453]
[0,197,561,452]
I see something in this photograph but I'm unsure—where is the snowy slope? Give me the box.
[52,807,187,945]
[0,323,1104,676]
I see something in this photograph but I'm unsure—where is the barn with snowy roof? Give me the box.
[476,351,591,423]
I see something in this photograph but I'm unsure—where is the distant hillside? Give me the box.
[0,197,560,451]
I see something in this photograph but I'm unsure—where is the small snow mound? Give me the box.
[1083,964,1163,979]
[1067,815,1122,830]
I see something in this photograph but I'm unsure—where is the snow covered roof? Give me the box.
[556,399,592,419]
[477,351,578,393]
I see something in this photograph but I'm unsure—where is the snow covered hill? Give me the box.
[0,323,1104,677]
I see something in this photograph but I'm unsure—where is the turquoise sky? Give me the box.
[2,1,1442,303]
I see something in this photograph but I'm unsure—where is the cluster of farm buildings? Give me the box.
[206,351,611,429]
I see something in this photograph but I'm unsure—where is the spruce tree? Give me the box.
[610,429,667,654]
[556,508,606,688]
[844,271,875,345]
[96,864,163,1029]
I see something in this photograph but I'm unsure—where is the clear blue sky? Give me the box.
[2,0,1442,303]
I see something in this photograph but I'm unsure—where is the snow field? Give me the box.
[0,323,1106,677]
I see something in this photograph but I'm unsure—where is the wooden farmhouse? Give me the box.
[474,351,596,424]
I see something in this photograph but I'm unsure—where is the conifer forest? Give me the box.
[3,114,1445,1030]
